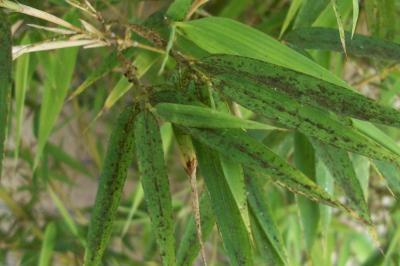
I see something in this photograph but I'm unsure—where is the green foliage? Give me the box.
[2,1,400,265]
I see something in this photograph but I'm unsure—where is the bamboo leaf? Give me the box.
[175,15,400,182]
[34,45,78,169]
[198,54,400,128]
[68,50,120,101]
[47,185,86,246]
[14,34,33,164]
[134,109,175,266]
[0,10,12,178]
[195,141,253,266]
[166,0,193,21]
[220,155,252,235]
[186,127,343,207]
[280,0,303,38]
[245,171,288,265]
[176,16,348,87]
[209,73,398,163]
[176,193,215,266]
[373,160,400,198]
[351,0,359,37]
[294,0,330,28]
[294,132,320,251]
[331,0,347,55]
[38,222,57,266]
[84,104,138,266]
[312,141,372,225]
[154,103,281,130]
[285,27,400,62]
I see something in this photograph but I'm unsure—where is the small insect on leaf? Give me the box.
[0,10,12,178]
[84,104,138,266]
[134,109,176,266]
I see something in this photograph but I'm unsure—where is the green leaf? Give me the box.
[294,132,320,251]
[373,160,400,198]
[280,0,303,38]
[198,54,400,128]
[38,222,57,266]
[176,193,215,266]
[154,103,281,130]
[47,185,85,246]
[121,185,144,237]
[220,155,251,234]
[166,0,193,21]
[312,141,371,224]
[34,46,79,169]
[68,50,120,101]
[245,171,288,265]
[294,0,330,28]
[186,126,343,207]
[209,73,398,163]
[176,14,399,172]
[46,143,91,177]
[14,34,34,164]
[195,141,253,266]
[285,27,400,62]
[134,109,175,266]
[84,104,138,266]
[176,16,348,87]
[0,10,12,178]
[331,0,347,54]
[351,0,359,37]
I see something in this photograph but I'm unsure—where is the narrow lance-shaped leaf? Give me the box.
[373,160,400,199]
[351,0,359,37]
[14,34,33,164]
[38,222,57,266]
[0,10,12,178]
[84,104,138,266]
[279,0,303,38]
[134,109,175,266]
[331,0,347,55]
[210,74,398,163]
[34,45,78,169]
[197,54,400,128]
[194,141,253,266]
[185,126,343,208]
[294,0,330,28]
[245,170,288,265]
[47,185,86,246]
[166,0,193,21]
[176,16,348,87]
[176,193,215,266]
[294,132,320,250]
[285,27,400,62]
[312,141,372,225]
[154,103,281,130]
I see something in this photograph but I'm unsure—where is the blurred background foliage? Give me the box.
[1,0,400,265]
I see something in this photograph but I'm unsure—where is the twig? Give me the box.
[185,0,210,20]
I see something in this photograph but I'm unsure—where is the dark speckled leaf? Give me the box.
[135,110,175,266]
[0,10,12,178]
[176,193,215,266]
[84,104,139,266]
[197,54,400,128]
[194,141,253,266]
[205,73,398,164]
[312,141,372,225]
[285,27,400,62]
[185,126,343,208]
